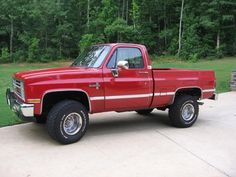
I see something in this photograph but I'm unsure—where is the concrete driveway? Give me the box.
[0,92,236,177]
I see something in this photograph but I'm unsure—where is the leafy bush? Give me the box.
[28,38,40,62]
[79,34,97,53]
[13,50,26,62]
[0,48,10,63]
[104,18,136,42]
[40,48,57,62]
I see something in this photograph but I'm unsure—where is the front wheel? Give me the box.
[46,100,89,144]
[169,95,199,128]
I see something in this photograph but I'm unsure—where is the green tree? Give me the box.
[0,0,235,63]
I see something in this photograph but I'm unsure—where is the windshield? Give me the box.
[71,45,111,68]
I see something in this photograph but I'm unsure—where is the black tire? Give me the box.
[46,100,89,144]
[136,109,154,115]
[35,116,47,124]
[169,95,199,128]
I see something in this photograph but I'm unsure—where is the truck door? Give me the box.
[103,47,153,111]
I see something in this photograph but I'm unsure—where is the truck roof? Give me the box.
[96,43,146,48]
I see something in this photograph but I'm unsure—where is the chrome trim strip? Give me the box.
[166,92,175,95]
[154,92,175,96]
[90,93,153,101]
[90,96,105,101]
[202,89,216,93]
[105,93,152,100]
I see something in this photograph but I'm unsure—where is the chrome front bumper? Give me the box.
[6,88,35,121]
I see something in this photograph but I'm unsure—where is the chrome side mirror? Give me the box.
[117,60,129,70]
[111,61,129,78]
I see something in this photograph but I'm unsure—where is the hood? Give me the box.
[14,66,99,82]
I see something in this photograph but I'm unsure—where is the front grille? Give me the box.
[13,79,24,100]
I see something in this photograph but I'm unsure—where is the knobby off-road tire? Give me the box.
[136,109,154,115]
[169,95,199,128]
[46,100,89,144]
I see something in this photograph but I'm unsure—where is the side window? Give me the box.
[117,48,144,69]
[107,47,144,69]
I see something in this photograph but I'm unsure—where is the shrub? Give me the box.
[0,48,10,63]
[79,34,96,53]
[28,38,40,62]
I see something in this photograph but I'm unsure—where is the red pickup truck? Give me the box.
[6,43,217,144]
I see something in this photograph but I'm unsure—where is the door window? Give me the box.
[107,48,144,69]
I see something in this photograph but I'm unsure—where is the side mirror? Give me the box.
[117,60,129,70]
[111,60,129,78]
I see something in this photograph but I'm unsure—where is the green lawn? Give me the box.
[0,57,235,127]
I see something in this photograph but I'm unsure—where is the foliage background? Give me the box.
[0,0,236,63]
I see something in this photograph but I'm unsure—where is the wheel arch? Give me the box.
[40,89,91,115]
[171,87,202,104]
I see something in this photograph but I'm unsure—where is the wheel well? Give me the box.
[174,88,202,102]
[41,91,90,116]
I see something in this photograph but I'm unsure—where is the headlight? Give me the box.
[12,79,25,101]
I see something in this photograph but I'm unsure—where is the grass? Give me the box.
[0,57,235,127]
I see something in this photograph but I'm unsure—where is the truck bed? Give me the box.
[150,68,215,107]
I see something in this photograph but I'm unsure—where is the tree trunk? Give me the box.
[59,41,62,59]
[164,1,167,50]
[216,29,220,50]
[177,0,184,57]
[149,15,152,23]
[121,0,124,19]
[10,18,14,62]
[132,0,136,29]
[118,0,120,18]
[45,30,48,50]
[126,0,128,24]
[87,0,90,30]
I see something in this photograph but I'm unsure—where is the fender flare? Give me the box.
[40,89,91,114]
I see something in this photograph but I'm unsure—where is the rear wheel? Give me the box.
[46,100,89,144]
[136,109,154,115]
[169,95,199,128]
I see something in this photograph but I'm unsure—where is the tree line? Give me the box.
[0,0,236,63]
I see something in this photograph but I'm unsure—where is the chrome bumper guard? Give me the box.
[6,88,35,121]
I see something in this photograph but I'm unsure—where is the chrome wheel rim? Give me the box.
[181,103,195,121]
[63,113,82,135]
